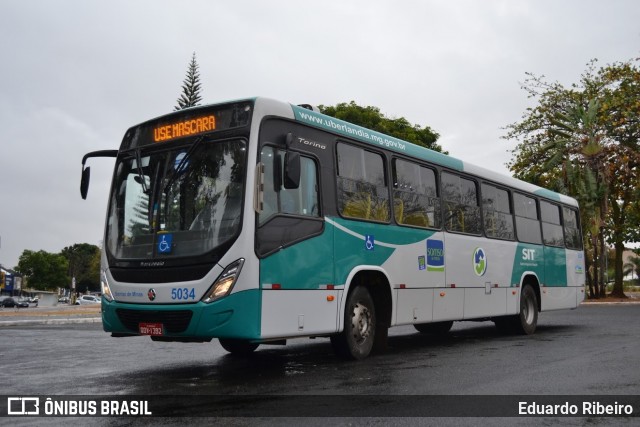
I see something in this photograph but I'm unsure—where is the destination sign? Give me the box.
[153,115,216,142]
[120,101,253,150]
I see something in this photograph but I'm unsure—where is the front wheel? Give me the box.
[219,338,259,356]
[331,286,376,360]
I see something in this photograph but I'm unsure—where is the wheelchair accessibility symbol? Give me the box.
[158,234,173,254]
[365,235,375,251]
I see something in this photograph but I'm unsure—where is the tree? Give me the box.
[174,52,202,111]
[319,101,444,152]
[15,250,69,291]
[505,58,640,298]
[60,244,101,292]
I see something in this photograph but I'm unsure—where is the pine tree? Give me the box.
[174,52,202,111]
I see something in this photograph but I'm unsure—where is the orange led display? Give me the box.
[153,115,216,142]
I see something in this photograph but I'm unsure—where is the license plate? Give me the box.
[139,322,163,336]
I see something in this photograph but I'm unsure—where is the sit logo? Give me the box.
[522,248,536,261]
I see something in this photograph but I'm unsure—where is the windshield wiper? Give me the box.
[162,135,206,194]
[134,148,150,194]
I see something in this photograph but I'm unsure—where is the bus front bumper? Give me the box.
[101,289,261,340]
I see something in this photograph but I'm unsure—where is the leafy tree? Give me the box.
[60,244,101,292]
[15,250,69,291]
[505,58,640,298]
[319,101,444,152]
[174,52,202,111]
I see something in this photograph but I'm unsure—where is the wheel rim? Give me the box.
[351,301,372,344]
[523,293,535,325]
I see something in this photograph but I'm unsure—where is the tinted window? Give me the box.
[441,172,481,234]
[337,143,389,221]
[540,201,564,247]
[563,207,582,249]
[482,183,514,240]
[393,159,441,228]
[513,193,542,244]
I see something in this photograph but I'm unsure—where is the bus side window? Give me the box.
[482,183,514,240]
[513,193,542,244]
[540,200,564,247]
[562,207,582,249]
[393,159,440,228]
[337,143,389,222]
[441,172,481,234]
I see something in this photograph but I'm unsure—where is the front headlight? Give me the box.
[202,258,245,303]
[101,271,113,302]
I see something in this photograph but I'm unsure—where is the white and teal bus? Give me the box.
[80,97,585,359]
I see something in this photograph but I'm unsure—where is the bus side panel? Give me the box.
[443,233,512,320]
[379,230,441,326]
[395,289,434,325]
[332,218,397,286]
[261,290,341,338]
[540,247,585,311]
[569,249,586,305]
[259,226,336,338]
[510,243,545,288]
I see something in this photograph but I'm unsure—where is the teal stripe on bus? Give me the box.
[510,243,568,287]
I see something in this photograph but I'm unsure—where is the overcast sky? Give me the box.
[0,0,638,270]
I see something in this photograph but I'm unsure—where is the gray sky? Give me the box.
[0,0,639,270]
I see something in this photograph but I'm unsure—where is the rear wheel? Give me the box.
[331,286,376,360]
[219,338,259,355]
[414,320,453,335]
[516,285,538,335]
[494,285,538,335]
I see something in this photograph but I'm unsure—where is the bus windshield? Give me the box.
[106,138,247,260]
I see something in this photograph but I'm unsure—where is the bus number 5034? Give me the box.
[171,288,196,300]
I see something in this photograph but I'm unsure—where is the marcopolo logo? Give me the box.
[473,247,487,276]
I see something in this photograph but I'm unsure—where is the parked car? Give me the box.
[58,296,70,304]
[75,295,101,305]
[1,297,30,308]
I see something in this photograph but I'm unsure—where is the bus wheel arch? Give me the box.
[332,269,392,359]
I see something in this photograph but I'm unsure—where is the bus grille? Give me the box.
[116,309,193,333]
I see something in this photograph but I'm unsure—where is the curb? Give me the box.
[581,301,640,305]
[0,317,102,326]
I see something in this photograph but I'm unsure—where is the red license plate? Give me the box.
[139,322,163,336]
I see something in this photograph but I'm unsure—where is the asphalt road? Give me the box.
[1,304,639,426]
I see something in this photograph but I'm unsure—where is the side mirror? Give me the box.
[79,149,118,200]
[80,167,91,200]
[283,151,301,189]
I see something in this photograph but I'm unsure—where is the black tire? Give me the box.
[494,285,538,335]
[515,285,538,335]
[414,320,453,335]
[331,286,376,360]
[219,338,259,355]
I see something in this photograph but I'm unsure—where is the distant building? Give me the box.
[0,265,23,296]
